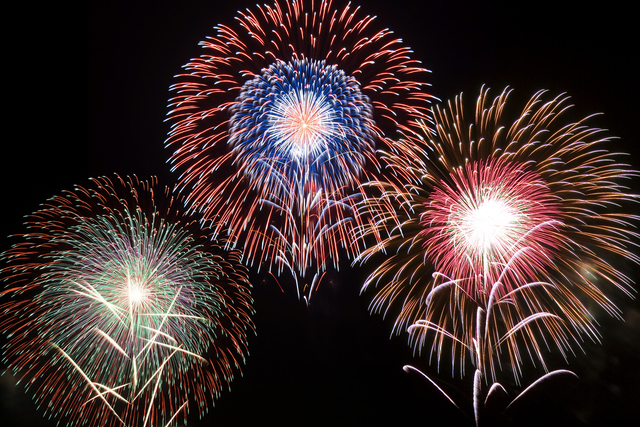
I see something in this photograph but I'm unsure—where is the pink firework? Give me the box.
[356,87,639,376]
[420,158,563,299]
[166,0,434,300]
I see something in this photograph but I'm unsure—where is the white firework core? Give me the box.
[457,197,519,253]
[125,276,150,310]
[269,90,334,159]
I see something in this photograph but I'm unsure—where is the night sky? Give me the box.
[1,1,639,425]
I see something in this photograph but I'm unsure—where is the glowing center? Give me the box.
[228,58,374,200]
[271,90,331,158]
[460,198,518,251]
[126,278,149,309]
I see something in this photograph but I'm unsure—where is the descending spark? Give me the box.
[355,87,638,424]
[403,257,580,425]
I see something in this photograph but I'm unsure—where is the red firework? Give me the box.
[166,0,434,299]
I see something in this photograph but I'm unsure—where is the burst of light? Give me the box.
[228,58,375,204]
[125,277,149,309]
[355,87,639,368]
[166,0,435,300]
[0,175,255,427]
[419,158,563,299]
[460,197,518,251]
[271,88,329,159]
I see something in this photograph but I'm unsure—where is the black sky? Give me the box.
[1,1,639,425]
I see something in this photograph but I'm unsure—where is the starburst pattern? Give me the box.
[0,175,255,426]
[420,157,563,298]
[356,87,639,374]
[228,58,375,204]
[166,0,434,299]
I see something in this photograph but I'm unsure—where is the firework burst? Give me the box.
[0,175,255,427]
[356,86,639,377]
[166,0,434,300]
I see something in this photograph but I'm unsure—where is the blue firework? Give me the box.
[229,58,375,202]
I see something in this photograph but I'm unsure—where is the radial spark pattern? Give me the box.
[0,175,255,426]
[228,58,375,203]
[356,87,639,379]
[420,157,563,296]
[166,0,433,298]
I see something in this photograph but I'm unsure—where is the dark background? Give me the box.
[1,1,638,425]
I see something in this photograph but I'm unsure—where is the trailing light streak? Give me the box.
[0,175,255,426]
[355,85,640,421]
[403,257,580,426]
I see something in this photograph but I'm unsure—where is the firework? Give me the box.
[166,0,434,300]
[356,87,639,378]
[0,175,255,426]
